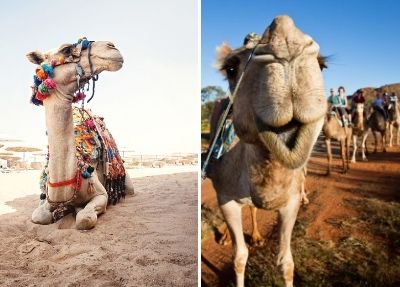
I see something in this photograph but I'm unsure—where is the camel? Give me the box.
[368,108,387,153]
[210,16,327,287]
[387,99,400,146]
[322,110,352,174]
[27,39,134,230]
[351,103,369,162]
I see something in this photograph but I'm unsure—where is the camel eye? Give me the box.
[60,45,72,56]
[223,56,240,80]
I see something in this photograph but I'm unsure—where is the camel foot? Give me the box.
[373,149,377,153]
[32,201,53,225]
[383,149,387,153]
[351,158,356,163]
[325,170,331,176]
[250,233,264,247]
[362,157,368,162]
[76,209,97,230]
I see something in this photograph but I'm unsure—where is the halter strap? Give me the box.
[48,171,80,188]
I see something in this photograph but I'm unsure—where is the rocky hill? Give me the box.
[351,83,400,105]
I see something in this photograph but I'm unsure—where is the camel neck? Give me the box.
[43,91,77,201]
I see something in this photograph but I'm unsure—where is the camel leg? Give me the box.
[325,139,332,175]
[218,224,232,245]
[340,140,347,173]
[382,132,387,152]
[124,173,135,195]
[346,134,351,170]
[32,200,53,225]
[389,124,393,147]
[277,191,301,287]
[250,206,263,246]
[220,200,248,287]
[397,126,400,145]
[373,132,378,153]
[76,193,107,230]
[351,135,357,163]
[361,132,368,161]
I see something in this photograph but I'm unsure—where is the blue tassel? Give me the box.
[30,95,43,106]
[81,39,90,49]
[41,64,54,78]
[33,75,42,87]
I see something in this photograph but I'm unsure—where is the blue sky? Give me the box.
[0,0,198,153]
[202,0,400,96]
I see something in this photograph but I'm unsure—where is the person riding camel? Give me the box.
[373,92,388,121]
[351,89,367,119]
[328,86,349,127]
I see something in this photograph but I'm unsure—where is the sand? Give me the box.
[0,166,198,287]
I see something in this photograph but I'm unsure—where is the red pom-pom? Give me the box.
[36,91,48,101]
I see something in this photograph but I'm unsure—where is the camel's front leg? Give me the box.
[351,135,357,163]
[382,132,387,152]
[340,139,347,173]
[32,200,53,225]
[325,139,332,175]
[389,124,393,147]
[277,192,301,287]
[220,200,248,287]
[249,206,263,246]
[76,193,107,230]
[361,132,368,161]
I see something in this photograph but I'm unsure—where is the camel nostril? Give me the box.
[107,42,116,49]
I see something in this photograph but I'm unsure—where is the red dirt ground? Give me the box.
[201,139,400,286]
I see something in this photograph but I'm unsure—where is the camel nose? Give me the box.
[261,15,295,41]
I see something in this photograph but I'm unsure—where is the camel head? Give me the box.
[26,38,123,105]
[216,15,327,169]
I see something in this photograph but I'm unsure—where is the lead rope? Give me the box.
[87,41,98,103]
[201,45,258,179]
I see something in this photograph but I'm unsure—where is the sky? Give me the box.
[0,0,198,154]
[202,0,400,96]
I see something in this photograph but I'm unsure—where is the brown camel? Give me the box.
[27,39,134,230]
[210,16,327,287]
[351,103,369,162]
[369,108,387,153]
[322,110,352,174]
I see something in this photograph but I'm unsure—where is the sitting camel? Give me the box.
[27,39,134,230]
[323,109,352,174]
[387,98,400,146]
[351,103,369,162]
[210,16,327,287]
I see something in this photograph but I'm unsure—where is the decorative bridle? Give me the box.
[31,37,99,106]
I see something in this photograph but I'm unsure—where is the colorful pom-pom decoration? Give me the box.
[38,83,49,94]
[35,91,47,101]
[73,91,86,103]
[36,66,47,81]
[43,78,56,90]
[41,64,54,78]
[33,75,42,87]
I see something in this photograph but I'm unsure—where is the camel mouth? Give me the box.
[258,118,324,169]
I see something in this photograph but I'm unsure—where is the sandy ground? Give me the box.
[201,138,400,286]
[0,166,198,287]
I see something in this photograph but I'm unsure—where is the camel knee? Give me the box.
[76,208,98,230]
[234,247,249,275]
[31,202,53,225]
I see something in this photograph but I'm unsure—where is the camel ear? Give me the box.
[317,54,328,70]
[26,51,44,64]
[215,42,232,70]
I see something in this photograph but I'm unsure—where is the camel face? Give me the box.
[217,15,327,169]
[27,41,123,95]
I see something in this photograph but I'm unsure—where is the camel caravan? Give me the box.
[201,15,399,287]
[27,38,134,230]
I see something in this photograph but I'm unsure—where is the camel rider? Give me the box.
[328,86,349,127]
[388,92,398,111]
[373,93,388,120]
[351,89,367,119]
